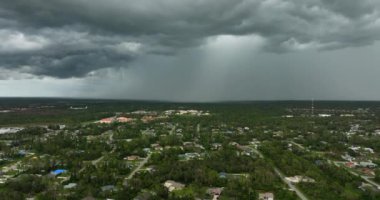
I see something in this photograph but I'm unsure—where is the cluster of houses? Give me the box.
[141,128,156,137]
[344,160,377,169]
[318,114,331,117]
[374,130,380,136]
[69,106,88,110]
[97,116,135,124]
[0,127,24,134]
[163,180,224,200]
[126,109,211,123]
[340,114,355,117]
[210,126,252,136]
[163,109,210,116]
[124,155,141,161]
[345,124,361,137]
[349,146,375,154]
[163,180,185,192]
[341,148,378,177]
[342,145,377,169]
[178,152,202,161]
[141,115,165,123]
[285,175,315,183]
[343,123,380,138]
[287,107,369,117]
[0,160,27,184]
[207,187,223,200]
[130,110,157,115]
[259,192,274,200]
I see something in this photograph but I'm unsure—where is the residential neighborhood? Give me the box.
[0,100,380,200]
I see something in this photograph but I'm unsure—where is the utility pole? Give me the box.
[311,98,314,117]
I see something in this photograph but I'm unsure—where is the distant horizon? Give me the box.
[1,96,380,104]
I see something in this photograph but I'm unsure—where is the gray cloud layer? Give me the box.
[0,0,380,79]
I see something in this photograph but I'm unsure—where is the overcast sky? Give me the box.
[1,0,380,101]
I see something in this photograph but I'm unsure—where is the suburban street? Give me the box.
[347,168,380,189]
[253,148,309,200]
[126,153,152,180]
[169,125,176,135]
[274,167,309,200]
[79,130,115,173]
[290,141,306,150]
[362,176,380,189]
[292,140,380,190]
[92,130,116,165]
[326,157,380,190]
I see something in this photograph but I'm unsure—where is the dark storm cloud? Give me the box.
[320,0,376,19]
[0,26,138,78]
[0,49,133,78]
[0,0,380,78]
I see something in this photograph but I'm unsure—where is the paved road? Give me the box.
[346,167,380,189]
[329,159,380,189]
[293,144,380,194]
[274,167,309,200]
[91,156,104,165]
[109,131,116,153]
[252,148,264,158]
[362,176,380,189]
[126,153,152,180]
[290,141,306,150]
[92,131,115,165]
[169,125,176,135]
[254,149,309,200]
[109,130,114,142]
[79,154,105,173]
[79,130,114,173]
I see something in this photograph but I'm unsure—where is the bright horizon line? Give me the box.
[1,96,380,103]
